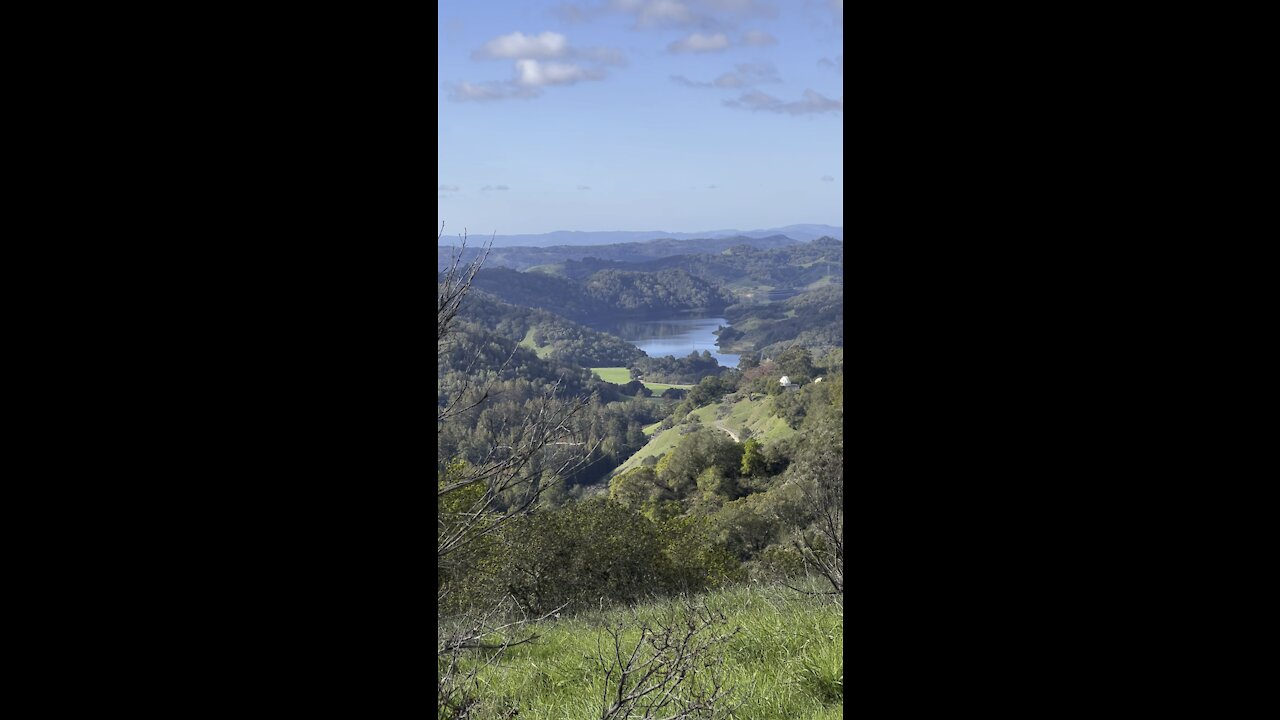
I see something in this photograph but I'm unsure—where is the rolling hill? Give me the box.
[473,224,843,247]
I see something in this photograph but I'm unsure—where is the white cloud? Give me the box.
[742,30,776,46]
[576,46,628,66]
[561,1,775,30]
[723,89,843,115]
[450,81,541,102]
[453,38,615,101]
[515,59,604,86]
[475,31,569,59]
[668,32,730,53]
[474,30,626,67]
[704,0,773,11]
[634,0,696,28]
[671,61,779,88]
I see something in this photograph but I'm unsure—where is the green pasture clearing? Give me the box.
[590,367,632,384]
[519,328,554,359]
[592,367,694,393]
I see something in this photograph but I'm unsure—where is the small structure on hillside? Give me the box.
[779,375,792,387]
[814,377,824,383]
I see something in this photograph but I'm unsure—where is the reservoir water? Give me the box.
[587,315,740,368]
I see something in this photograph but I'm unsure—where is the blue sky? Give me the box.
[438,0,843,237]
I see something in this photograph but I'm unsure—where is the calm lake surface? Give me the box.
[588,315,740,368]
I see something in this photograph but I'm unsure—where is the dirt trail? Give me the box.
[713,420,740,443]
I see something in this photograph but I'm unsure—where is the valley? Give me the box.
[438,230,843,720]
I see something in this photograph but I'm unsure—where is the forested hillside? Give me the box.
[457,290,645,368]
[438,232,843,720]
[470,266,735,322]
[559,236,842,292]
[717,285,844,357]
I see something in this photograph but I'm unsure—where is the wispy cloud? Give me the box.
[821,176,834,182]
[635,0,698,28]
[672,61,779,88]
[516,59,604,86]
[456,31,621,101]
[668,32,730,53]
[723,89,843,115]
[707,184,719,189]
[576,46,628,66]
[473,30,627,66]
[552,2,595,23]
[578,185,592,190]
[450,81,541,102]
[557,1,775,30]
[474,31,569,59]
[818,55,843,75]
[438,184,460,192]
[481,185,510,191]
[742,30,776,46]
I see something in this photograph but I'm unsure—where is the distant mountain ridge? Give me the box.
[471,224,843,247]
[439,234,809,272]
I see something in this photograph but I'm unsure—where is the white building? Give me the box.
[779,375,792,387]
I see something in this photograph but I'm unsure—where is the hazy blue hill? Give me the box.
[558,237,843,289]
[439,234,804,272]
[475,224,842,247]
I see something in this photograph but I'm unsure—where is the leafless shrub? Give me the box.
[779,428,843,602]
[794,474,843,598]
[438,221,597,718]
[438,224,490,344]
[595,599,740,720]
[438,596,567,719]
[438,380,599,561]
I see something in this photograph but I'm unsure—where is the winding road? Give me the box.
[713,420,740,443]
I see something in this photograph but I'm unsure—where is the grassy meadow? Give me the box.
[445,583,843,719]
[591,367,694,394]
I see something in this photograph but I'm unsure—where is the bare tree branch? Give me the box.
[595,598,740,720]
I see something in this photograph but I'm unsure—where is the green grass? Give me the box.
[688,404,719,423]
[590,367,633,384]
[641,421,662,436]
[722,395,796,443]
[520,329,554,359]
[592,367,694,393]
[611,421,685,476]
[640,381,693,393]
[448,583,843,720]
[612,394,793,477]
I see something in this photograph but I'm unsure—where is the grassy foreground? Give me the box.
[448,584,843,719]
